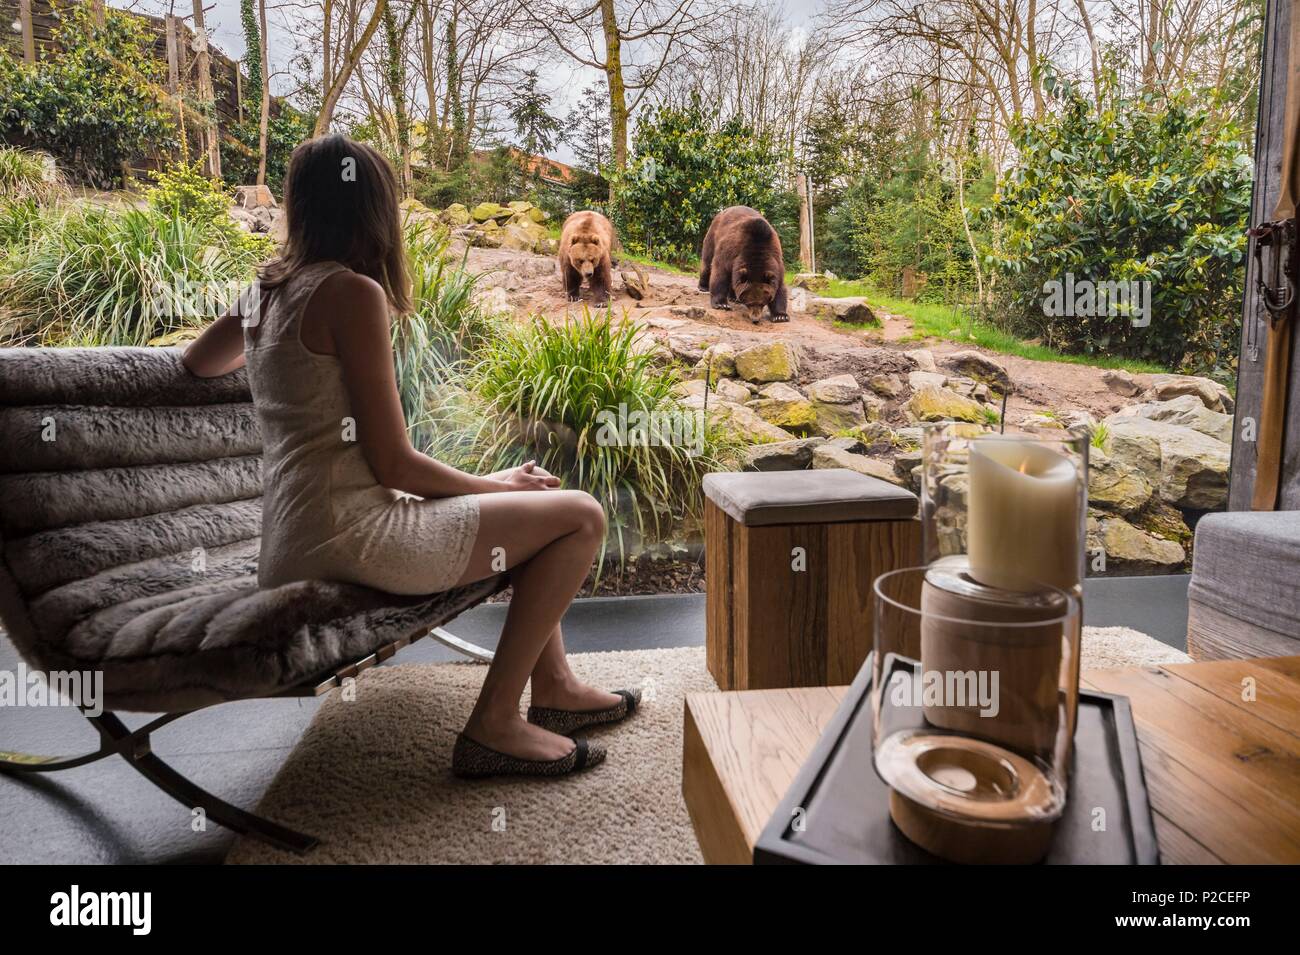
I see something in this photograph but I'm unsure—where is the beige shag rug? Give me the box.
[227,629,1188,865]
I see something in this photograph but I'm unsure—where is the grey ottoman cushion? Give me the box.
[703,468,917,526]
[1189,511,1300,639]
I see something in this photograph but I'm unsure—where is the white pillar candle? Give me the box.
[967,438,1082,593]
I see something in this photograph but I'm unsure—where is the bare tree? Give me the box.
[521,0,727,177]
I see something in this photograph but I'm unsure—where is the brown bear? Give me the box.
[698,206,788,323]
[558,210,616,303]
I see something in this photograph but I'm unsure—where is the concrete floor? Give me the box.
[0,579,1188,865]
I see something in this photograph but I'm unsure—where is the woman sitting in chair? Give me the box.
[183,134,637,778]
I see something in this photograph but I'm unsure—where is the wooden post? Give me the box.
[192,0,223,179]
[91,0,106,28]
[165,15,181,94]
[236,70,244,123]
[796,173,813,273]
[18,0,36,64]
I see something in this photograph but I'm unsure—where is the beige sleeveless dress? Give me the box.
[244,260,480,595]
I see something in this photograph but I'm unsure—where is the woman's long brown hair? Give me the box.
[259,134,412,313]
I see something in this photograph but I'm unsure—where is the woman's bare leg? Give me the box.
[452,490,614,761]
[528,624,620,710]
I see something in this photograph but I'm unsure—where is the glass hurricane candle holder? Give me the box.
[872,564,1082,864]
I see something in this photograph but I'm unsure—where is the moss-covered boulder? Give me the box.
[1088,448,1154,515]
[811,444,905,486]
[442,202,471,227]
[748,383,819,433]
[905,385,985,424]
[734,341,800,383]
[471,201,507,222]
[1087,512,1186,574]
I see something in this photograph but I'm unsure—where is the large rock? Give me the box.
[744,437,825,471]
[908,370,947,391]
[471,201,507,222]
[1101,369,1142,397]
[1103,417,1231,509]
[1131,394,1233,444]
[905,348,938,372]
[1143,374,1231,413]
[868,373,904,398]
[807,297,880,326]
[499,223,541,252]
[442,202,471,227]
[713,378,751,403]
[906,385,986,424]
[941,350,1012,393]
[1087,513,1186,574]
[734,341,800,383]
[804,373,869,435]
[811,444,905,486]
[679,395,794,443]
[1088,448,1154,515]
[691,342,738,379]
[748,382,819,432]
[792,273,831,292]
[234,184,277,209]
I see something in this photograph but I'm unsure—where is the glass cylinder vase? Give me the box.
[869,424,1089,863]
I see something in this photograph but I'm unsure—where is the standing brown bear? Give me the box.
[698,206,788,323]
[558,210,616,304]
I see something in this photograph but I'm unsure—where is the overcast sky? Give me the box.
[114,1,826,164]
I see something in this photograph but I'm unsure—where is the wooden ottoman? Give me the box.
[703,468,921,690]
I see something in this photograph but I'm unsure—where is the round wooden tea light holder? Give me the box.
[882,558,1075,864]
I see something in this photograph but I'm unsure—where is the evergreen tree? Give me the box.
[510,69,563,167]
[564,85,612,173]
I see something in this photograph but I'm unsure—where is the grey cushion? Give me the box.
[0,347,504,713]
[1188,511,1300,640]
[703,468,917,526]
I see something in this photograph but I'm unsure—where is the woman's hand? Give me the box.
[497,461,561,492]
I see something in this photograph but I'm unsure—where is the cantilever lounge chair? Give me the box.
[0,347,504,852]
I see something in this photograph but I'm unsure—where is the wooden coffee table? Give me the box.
[682,655,1300,864]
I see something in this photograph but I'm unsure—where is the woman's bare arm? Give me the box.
[319,272,555,498]
[181,306,248,378]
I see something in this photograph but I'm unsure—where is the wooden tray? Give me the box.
[754,654,1160,864]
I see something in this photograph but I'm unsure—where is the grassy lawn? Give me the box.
[812,278,1167,375]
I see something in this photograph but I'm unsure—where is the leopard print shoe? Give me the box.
[451,733,606,779]
[527,688,641,736]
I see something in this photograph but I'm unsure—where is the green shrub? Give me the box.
[394,218,501,448]
[1,204,267,345]
[983,70,1252,373]
[613,96,797,266]
[220,108,313,193]
[147,161,234,224]
[431,310,740,557]
[0,3,176,186]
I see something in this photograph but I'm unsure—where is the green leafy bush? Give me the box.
[0,3,176,186]
[394,218,501,449]
[983,71,1252,373]
[613,97,797,266]
[220,108,313,193]
[147,161,234,224]
[0,204,267,345]
[430,310,740,556]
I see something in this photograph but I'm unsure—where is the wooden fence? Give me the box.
[2,0,281,179]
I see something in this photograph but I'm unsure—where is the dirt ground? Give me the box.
[465,245,1143,426]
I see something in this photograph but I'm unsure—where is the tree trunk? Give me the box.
[257,0,271,185]
[381,4,413,196]
[599,0,629,193]
[314,0,390,136]
[322,0,334,94]
[447,1,465,169]
[193,0,223,178]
